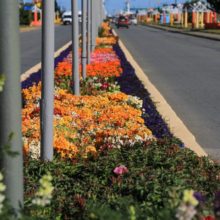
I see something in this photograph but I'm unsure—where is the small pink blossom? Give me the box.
[113,165,129,175]
[101,83,109,90]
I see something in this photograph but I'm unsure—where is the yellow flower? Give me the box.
[183,189,198,206]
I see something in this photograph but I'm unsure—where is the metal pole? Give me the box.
[87,0,91,63]
[82,0,87,79]
[0,0,23,214]
[41,0,55,161]
[100,0,103,23]
[102,0,105,21]
[97,0,100,36]
[72,0,80,95]
[91,0,97,51]
[98,0,101,28]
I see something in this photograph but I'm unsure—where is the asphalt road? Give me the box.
[115,25,220,160]
[20,25,72,73]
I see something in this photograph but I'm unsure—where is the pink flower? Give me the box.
[101,83,109,90]
[113,165,129,175]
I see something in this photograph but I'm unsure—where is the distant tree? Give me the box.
[207,0,220,13]
[19,3,33,25]
[55,0,61,13]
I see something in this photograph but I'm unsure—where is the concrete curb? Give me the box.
[113,29,207,157]
[143,24,220,42]
[20,41,72,82]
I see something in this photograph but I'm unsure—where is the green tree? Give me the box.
[207,0,220,13]
[55,0,61,13]
[19,5,33,25]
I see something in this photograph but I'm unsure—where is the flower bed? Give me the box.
[18,22,220,220]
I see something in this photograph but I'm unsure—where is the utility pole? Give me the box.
[71,0,80,95]
[41,0,55,161]
[87,0,91,63]
[0,0,23,214]
[82,0,87,79]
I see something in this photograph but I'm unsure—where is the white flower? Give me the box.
[0,194,5,203]
[135,135,143,141]
[176,203,197,220]
[29,140,41,159]
[32,173,54,207]
[0,172,6,214]
[0,183,6,192]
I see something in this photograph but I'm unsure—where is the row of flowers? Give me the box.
[22,23,154,160]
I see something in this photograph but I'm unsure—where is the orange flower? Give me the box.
[84,145,97,157]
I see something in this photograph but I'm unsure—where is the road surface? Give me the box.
[115,25,220,160]
[20,25,72,73]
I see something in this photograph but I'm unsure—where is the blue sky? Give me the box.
[26,0,185,15]
[57,0,186,15]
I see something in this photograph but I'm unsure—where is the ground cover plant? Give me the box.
[23,139,220,219]
[1,21,219,219]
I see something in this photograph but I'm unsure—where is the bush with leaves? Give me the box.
[23,138,220,219]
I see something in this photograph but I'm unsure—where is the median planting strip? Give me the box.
[20,22,220,219]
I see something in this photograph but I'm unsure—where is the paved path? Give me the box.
[20,25,72,73]
[115,25,220,160]
[144,23,220,41]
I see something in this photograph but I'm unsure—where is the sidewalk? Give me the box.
[20,26,41,32]
[143,23,220,41]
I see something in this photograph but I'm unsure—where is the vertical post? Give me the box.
[82,0,87,79]
[91,0,97,51]
[196,12,199,28]
[0,0,23,214]
[201,12,204,28]
[181,12,184,26]
[163,11,166,24]
[207,11,210,23]
[34,5,38,24]
[102,0,106,20]
[209,12,213,23]
[100,0,103,23]
[97,0,100,26]
[184,9,188,28]
[41,0,55,161]
[192,11,196,29]
[87,0,91,63]
[213,12,217,23]
[96,0,100,35]
[170,13,174,26]
[71,0,80,95]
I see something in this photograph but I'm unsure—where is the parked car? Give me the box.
[62,11,72,25]
[62,11,82,25]
[130,17,137,25]
[116,16,129,29]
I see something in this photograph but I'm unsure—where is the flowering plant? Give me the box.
[32,173,54,207]
[81,76,120,95]
[113,165,129,175]
[0,173,6,214]
[0,75,5,92]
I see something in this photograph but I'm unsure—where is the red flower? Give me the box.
[203,216,215,220]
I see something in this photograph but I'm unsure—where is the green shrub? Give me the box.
[23,138,220,219]
[98,27,105,38]
[19,7,32,26]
